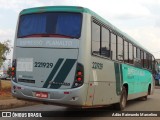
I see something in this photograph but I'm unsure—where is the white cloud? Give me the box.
[0,29,14,42]
[75,0,151,19]
[0,0,78,13]
[123,26,160,58]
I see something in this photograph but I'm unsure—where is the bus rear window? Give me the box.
[17,12,82,39]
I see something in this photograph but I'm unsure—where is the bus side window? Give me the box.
[146,53,149,69]
[141,50,144,67]
[133,46,137,63]
[101,27,110,57]
[117,36,123,61]
[144,52,149,69]
[152,56,155,73]
[111,33,117,60]
[136,48,141,65]
[149,55,152,70]
[124,40,128,63]
[129,43,133,64]
[92,22,100,55]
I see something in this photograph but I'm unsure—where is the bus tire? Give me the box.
[114,86,127,110]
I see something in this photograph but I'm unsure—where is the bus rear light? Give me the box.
[77,71,82,76]
[12,67,15,71]
[11,72,15,76]
[12,59,17,83]
[77,77,82,81]
[64,92,70,94]
[72,63,84,88]
[13,86,21,90]
[17,86,21,90]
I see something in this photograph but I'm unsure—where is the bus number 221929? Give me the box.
[34,62,53,68]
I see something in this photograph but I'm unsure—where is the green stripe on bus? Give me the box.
[114,63,122,95]
[120,64,123,85]
[43,58,64,88]
[50,59,76,89]
[20,6,88,15]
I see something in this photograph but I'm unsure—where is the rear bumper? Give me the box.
[11,81,87,107]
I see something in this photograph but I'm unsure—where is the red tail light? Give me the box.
[64,92,70,94]
[12,59,17,82]
[72,63,84,88]
[77,77,82,81]
[11,72,15,76]
[77,71,82,76]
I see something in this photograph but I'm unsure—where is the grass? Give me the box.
[0,80,14,100]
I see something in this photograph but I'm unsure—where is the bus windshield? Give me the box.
[17,12,82,39]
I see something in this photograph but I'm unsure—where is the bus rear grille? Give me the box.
[18,79,35,83]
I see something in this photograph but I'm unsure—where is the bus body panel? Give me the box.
[121,64,153,100]
[12,12,90,106]
[88,56,120,106]
[12,81,88,106]
[87,57,153,106]
[122,64,152,94]
[16,38,79,48]
[16,47,78,89]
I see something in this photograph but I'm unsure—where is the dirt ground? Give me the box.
[0,80,14,100]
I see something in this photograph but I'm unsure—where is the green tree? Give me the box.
[0,40,10,67]
[0,40,10,90]
[7,67,12,78]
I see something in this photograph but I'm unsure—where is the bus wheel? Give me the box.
[114,86,127,110]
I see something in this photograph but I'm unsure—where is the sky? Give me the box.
[0,0,160,59]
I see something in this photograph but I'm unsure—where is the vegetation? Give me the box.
[7,67,12,78]
[0,40,11,91]
[0,80,13,100]
[0,40,10,67]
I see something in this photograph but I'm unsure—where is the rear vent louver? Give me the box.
[18,79,35,83]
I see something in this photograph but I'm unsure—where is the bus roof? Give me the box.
[20,6,151,54]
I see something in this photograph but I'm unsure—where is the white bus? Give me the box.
[12,6,155,110]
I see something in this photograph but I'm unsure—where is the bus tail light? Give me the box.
[12,59,17,83]
[72,63,84,88]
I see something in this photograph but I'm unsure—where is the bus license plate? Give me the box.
[35,92,48,98]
